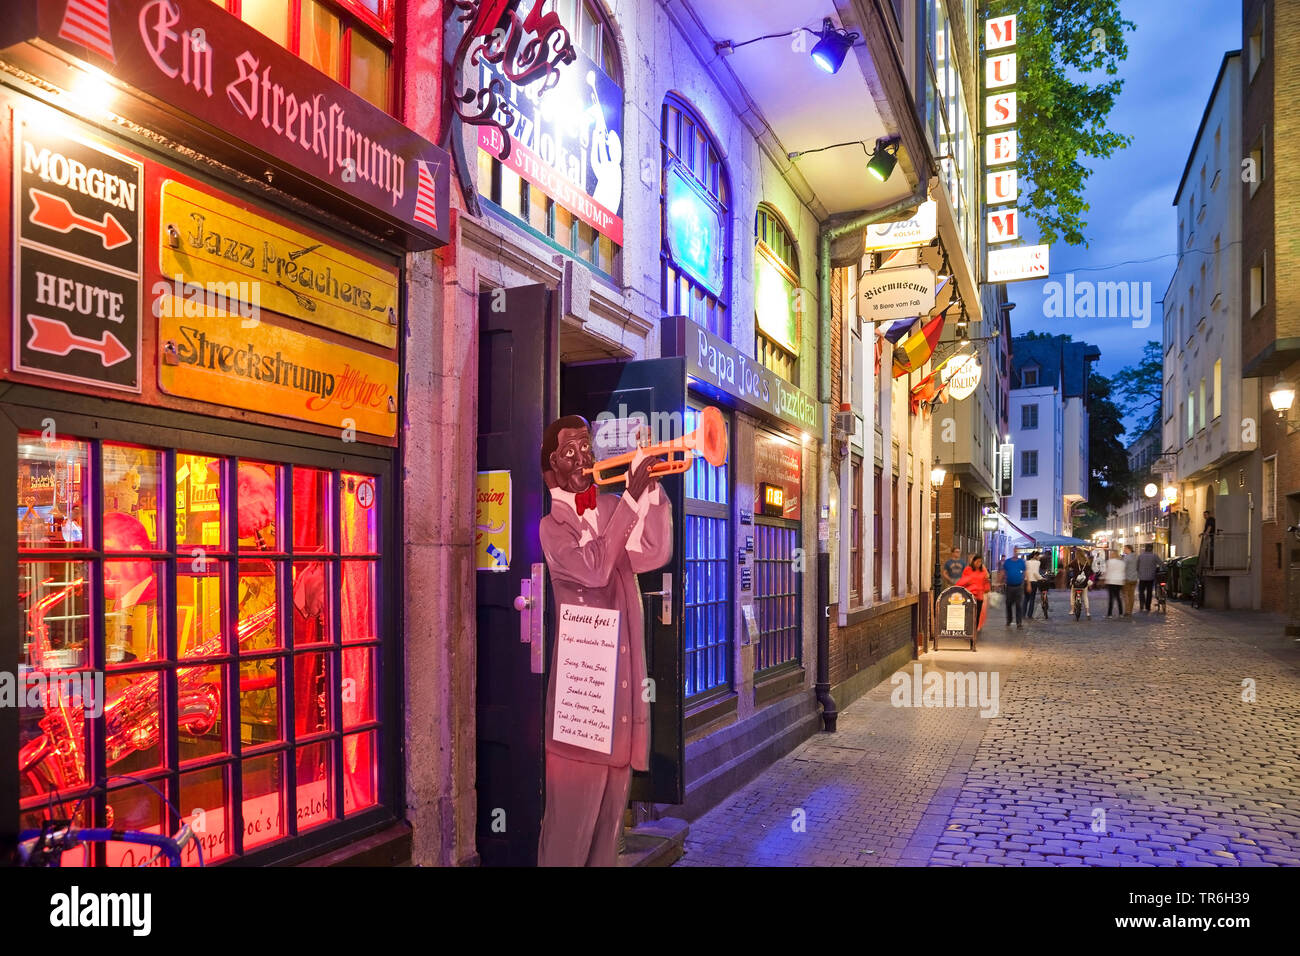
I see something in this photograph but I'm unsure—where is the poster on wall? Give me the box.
[475,470,511,571]
[754,431,802,520]
[13,112,142,391]
[476,44,624,244]
[754,249,799,354]
[664,163,725,297]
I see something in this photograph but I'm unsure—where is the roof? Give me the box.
[1010,334,1100,397]
[1173,50,1241,205]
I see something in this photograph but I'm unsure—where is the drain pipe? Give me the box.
[815,187,929,733]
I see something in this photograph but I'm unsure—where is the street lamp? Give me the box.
[1144,483,1158,499]
[930,457,947,644]
[1269,378,1296,418]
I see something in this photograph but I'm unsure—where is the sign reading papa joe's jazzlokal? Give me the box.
[158,295,397,437]
[1,0,449,249]
[159,178,399,348]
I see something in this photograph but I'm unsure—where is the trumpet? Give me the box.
[585,406,728,486]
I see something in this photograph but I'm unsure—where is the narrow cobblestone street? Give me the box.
[676,595,1300,866]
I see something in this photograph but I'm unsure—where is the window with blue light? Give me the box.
[682,404,731,700]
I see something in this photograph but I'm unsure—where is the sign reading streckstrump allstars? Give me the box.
[13,111,142,391]
[476,44,624,245]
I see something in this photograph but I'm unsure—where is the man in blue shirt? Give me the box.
[1003,552,1027,628]
[942,548,966,588]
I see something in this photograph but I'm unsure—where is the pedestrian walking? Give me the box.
[1122,545,1138,616]
[1024,550,1042,619]
[957,555,992,635]
[1003,551,1027,628]
[1136,543,1161,611]
[1104,549,1126,617]
[942,547,966,588]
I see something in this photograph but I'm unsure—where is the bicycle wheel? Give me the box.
[1074,593,1082,620]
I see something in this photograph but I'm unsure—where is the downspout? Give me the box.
[815,186,929,733]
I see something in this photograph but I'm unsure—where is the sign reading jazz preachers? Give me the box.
[6,0,450,247]
[551,604,620,754]
[857,265,937,322]
[159,179,399,348]
[998,441,1015,498]
[157,296,397,437]
[13,111,142,391]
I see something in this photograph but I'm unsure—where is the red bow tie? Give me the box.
[574,485,598,516]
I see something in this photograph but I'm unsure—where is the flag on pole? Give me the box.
[413,161,440,230]
[893,311,946,378]
[59,0,115,62]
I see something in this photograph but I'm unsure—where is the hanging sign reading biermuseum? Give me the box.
[1,0,451,249]
[476,43,624,245]
[158,178,400,348]
[13,110,143,391]
[856,265,936,322]
[157,296,398,437]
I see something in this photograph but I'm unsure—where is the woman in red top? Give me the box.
[957,554,992,632]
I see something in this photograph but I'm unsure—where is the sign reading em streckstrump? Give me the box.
[2,0,450,249]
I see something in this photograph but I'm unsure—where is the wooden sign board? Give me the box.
[157,295,397,437]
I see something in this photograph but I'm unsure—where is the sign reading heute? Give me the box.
[987,244,1050,283]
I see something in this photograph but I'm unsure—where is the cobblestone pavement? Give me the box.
[675,593,1300,866]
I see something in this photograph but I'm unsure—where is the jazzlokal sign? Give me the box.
[2,0,450,248]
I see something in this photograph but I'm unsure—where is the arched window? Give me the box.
[754,205,800,384]
[474,0,624,277]
[661,94,730,340]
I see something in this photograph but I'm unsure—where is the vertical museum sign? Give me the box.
[13,112,143,391]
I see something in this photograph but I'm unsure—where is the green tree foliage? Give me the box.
[1014,0,1135,246]
[1086,371,1132,515]
[1111,340,1163,434]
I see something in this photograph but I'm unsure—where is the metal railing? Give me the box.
[1204,531,1249,572]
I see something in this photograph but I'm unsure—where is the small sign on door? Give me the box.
[551,604,620,754]
[475,470,511,571]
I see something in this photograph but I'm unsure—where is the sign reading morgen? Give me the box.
[477,44,625,245]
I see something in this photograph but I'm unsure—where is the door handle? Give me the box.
[512,563,546,674]
[643,572,672,626]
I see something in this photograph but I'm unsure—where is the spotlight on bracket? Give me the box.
[867,135,901,182]
[810,17,859,74]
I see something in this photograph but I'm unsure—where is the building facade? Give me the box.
[1007,334,1098,537]
[1161,50,1261,609]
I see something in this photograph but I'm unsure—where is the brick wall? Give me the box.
[828,600,916,687]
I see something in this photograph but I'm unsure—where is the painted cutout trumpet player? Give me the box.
[537,407,726,866]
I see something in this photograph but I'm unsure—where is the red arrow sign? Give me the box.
[29,188,132,250]
[27,314,131,367]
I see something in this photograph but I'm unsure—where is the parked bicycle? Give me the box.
[1071,573,1090,620]
[1155,574,1168,613]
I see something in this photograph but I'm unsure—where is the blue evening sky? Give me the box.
[1006,0,1242,437]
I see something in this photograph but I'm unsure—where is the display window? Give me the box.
[15,427,385,865]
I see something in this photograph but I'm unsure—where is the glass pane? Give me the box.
[296,740,333,832]
[342,731,378,815]
[21,804,92,867]
[293,561,330,644]
[238,560,283,652]
[177,453,222,549]
[180,766,231,865]
[106,672,163,774]
[17,651,93,800]
[293,467,331,552]
[340,473,378,553]
[293,652,331,736]
[105,559,163,664]
[299,0,341,79]
[20,560,90,670]
[178,665,226,763]
[241,753,285,850]
[103,444,163,548]
[342,645,375,728]
[240,658,282,746]
[240,0,290,48]
[179,560,225,658]
[238,461,280,551]
[349,29,389,110]
[104,783,166,867]
[17,432,89,549]
[341,560,376,642]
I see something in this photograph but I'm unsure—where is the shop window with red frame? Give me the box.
[213,0,396,112]
[16,433,382,865]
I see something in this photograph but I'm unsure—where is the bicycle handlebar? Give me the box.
[18,825,189,867]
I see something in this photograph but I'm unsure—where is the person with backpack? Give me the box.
[1003,551,1027,628]
[1065,550,1092,619]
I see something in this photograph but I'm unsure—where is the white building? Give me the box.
[1162,50,1261,609]
[1008,334,1098,536]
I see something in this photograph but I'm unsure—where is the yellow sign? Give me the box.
[159,179,399,348]
[475,471,511,571]
[158,295,397,438]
